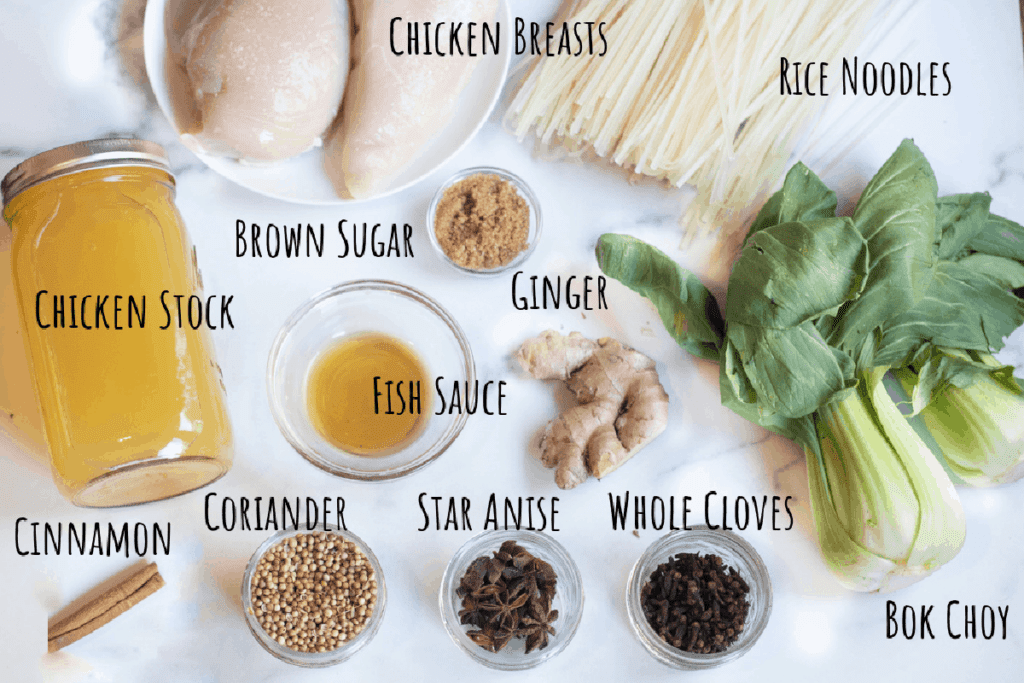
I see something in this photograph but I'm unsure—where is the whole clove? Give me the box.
[456,540,558,654]
[640,552,750,654]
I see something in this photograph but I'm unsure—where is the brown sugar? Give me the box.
[434,173,530,270]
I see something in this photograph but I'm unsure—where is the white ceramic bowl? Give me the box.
[143,0,512,204]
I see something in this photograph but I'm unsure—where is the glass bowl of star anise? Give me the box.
[439,529,584,670]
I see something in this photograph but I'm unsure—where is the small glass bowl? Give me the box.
[439,529,583,670]
[626,527,772,670]
[241,525,386,667]
[426,166,542,277]
[267,280,475,480]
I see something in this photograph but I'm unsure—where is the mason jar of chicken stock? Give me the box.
[2,139,233,507]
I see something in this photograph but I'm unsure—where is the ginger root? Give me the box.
[515,330,670,489]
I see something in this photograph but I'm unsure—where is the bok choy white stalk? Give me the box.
[808,370,965,592]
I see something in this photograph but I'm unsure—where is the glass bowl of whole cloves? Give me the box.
[439,529,583,670]
[626,527,772,669]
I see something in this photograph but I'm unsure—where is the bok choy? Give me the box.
[597,139,1024,592]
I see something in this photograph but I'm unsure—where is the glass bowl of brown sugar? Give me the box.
[626,527,772,669]
[427,167,542,276]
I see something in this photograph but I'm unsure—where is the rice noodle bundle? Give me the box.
[506,0,881,238]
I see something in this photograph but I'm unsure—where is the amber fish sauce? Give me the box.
[306,333,430,456]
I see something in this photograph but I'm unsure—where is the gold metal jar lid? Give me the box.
[2,138,172,207]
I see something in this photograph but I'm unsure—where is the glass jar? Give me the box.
[2,139,233,507]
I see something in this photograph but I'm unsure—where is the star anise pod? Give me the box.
[505,576,529,600]
[459,597,488,627]
[498,540,522,557]
[479,591,529,630]
[524,623,556,654]
[502,565,525,580]
[490,629,515,652]
[521,608,558,628]
[485,557,505,584]
[457,557,490,596]
[528,592,553,621]
[512,549,533,569]
[467,627,497,652]
[474,583,504,598]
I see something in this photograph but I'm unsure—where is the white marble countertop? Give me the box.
[2,1,1023,681]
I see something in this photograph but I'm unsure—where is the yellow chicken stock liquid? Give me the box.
[3,140,233,506]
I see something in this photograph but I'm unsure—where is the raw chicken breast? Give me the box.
[179,0,349,162]
[325,0,499,198]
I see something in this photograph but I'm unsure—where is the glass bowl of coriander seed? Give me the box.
[626,527,772,669]
[426,167,542,277]
[242,525,386,667]
[439,528,583,670]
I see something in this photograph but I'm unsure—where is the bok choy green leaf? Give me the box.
[595,234,724,361]
[723,217,867,418]
[827,139,938,359]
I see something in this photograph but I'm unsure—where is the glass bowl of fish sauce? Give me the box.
[267,280,475,480]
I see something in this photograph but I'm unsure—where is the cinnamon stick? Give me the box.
[47,562,164,653]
